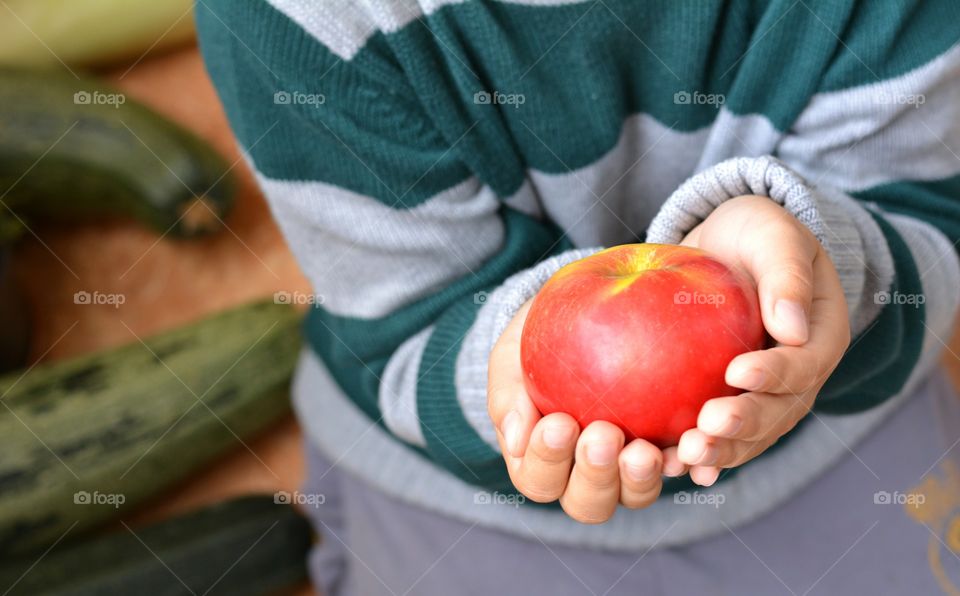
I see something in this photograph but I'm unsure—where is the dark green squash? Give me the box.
[0,496,314,595]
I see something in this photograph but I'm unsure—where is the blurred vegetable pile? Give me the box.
[0,4,314,594]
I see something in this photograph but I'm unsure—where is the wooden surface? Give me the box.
[9,41,960,596]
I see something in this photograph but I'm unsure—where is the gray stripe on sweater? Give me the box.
[254,171,503,319]
[781,42,960,191]
[379,325,433,447]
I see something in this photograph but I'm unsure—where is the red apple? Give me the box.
[520,243,765,448]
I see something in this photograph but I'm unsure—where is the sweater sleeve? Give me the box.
[196,0,577,491]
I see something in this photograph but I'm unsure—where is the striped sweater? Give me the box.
[196,0,960,550]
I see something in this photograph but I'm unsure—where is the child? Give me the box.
[197,1,960,594]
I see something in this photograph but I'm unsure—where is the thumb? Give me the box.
[744,230,816,346]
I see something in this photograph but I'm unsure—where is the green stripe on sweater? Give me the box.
[816,213,925,413]
[417,294,515,491]
[853,174,960,247]
[199,0,959,205]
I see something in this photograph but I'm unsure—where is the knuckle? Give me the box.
[621,485,661,509]
[486,384,513,422]
[577,465,620,491]
[530,438,570,465]
[773,264,814,296]
[514,476,563,503]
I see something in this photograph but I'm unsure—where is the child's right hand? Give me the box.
[487,300,668,524]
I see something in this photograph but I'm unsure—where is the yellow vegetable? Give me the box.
[0,0,195,68]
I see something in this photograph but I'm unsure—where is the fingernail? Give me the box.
[732,367,766,391]
[585,442,617,466]
[542,422,575,449]
[719,415,743,436]
[662,459,684,477]
[698,445,717,466]
[698,469,720,487]
[502,410,521,456]
[701,410,742,436]
[774,299,808,342]
[681,442,714,465]
[625,460,656,482]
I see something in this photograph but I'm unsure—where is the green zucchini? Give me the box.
[0,67,235,239]
[0,300,301,554]
[0,496,313,595]
[0,0,196,69]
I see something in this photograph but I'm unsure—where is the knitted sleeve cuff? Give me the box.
[453,247,601,450]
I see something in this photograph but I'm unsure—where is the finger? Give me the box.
[696,392,810,442]
[661,446,689,477]
[559,421,624,523]
[676,428,736,467]
[724,246,850,395]
[741,220,817,346]
[725,345,819,394]
[487,300,540,457]
[618,439,664,509]
[514,413,580,502]
[689,465,721,487]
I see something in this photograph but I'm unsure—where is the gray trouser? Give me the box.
[301,372,960,596]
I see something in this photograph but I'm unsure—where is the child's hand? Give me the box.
[488,300,665,523]
[673,195,850,485]
[487,195,850,522]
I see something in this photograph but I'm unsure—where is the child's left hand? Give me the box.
[669,195,851,486]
